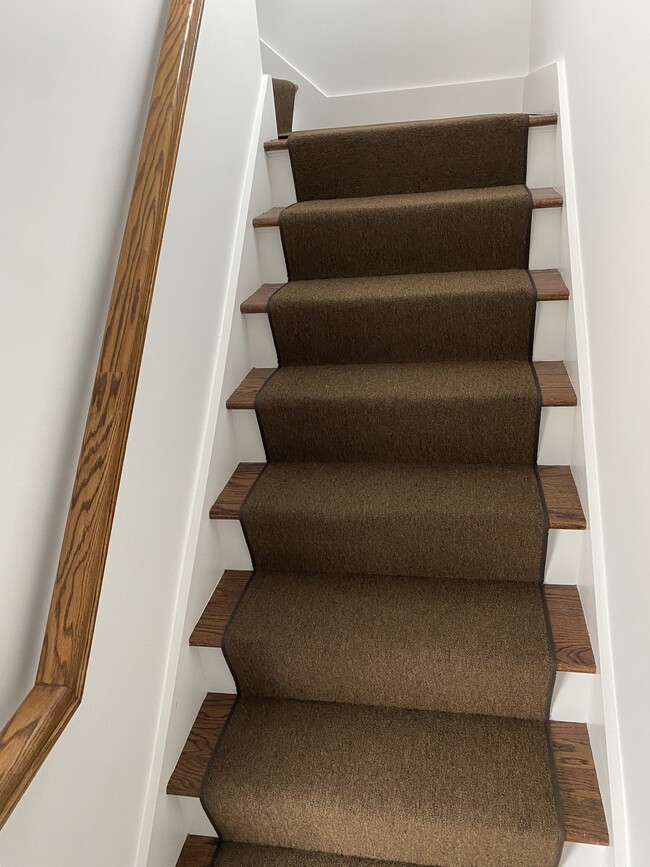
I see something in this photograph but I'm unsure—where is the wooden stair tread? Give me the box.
[545,585,597,673]
[209,462,586,529]
[226,362,576,410]
[253,188,562,228]
[531,187,564,209]
[168,693,608,846]
[241,270,569,314]
[210,463,266,519]
[241,282,285,312]
[175,835,218,867]
[535,361,577,406]
[191,570,595,675]
[537,465,587,529]
[168,694,234,798]
[253,206,283,228]
[531,269,570,301]
[190,570,251,648]
[264,114,559,152]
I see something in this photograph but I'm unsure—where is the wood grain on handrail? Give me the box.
[0,0,205,830]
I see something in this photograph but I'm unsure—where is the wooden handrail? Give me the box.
[0,0,205,829]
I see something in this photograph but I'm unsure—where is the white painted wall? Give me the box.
[0,0,171,738]
[529,4,650,865]
[0,1,264,864]
[257,0,532,96]
[260,40,526,131]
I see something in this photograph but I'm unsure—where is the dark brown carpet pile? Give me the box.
[255,361,540,463]
[240,462,547,582]
[287,114,530,201]
[203,107,563,866]
[223,572,554,719]
[279,186,532,280]
[205,699,560,867]
[216,842,437,867]
[268,270,536,365]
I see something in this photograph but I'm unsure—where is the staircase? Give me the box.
[169,89,609,866]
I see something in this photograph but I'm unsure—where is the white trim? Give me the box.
[133,75,270,867]
[553,59,628,865]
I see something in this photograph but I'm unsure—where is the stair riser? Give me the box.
[230,403,575,465]
[526,125,557,189]
[179,796,215,838]
[266,127,557,207]
[195,653,594,724]
[212,518,583,588]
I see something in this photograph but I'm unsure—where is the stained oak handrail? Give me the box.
[0,0,205,829]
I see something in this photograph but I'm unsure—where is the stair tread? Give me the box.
[253,187,562,228]
[191,570,595,675]
[209,462,586,529]
[264,114,559,151]
[227,361,576,409]
[241,270,569,314]
[176,835,218,867]
[168,693,608,847]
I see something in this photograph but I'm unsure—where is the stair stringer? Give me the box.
[140,76,281,866]
[523,61,622,867]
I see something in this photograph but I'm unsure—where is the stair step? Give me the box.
[263,113,559,152]
[176,835,218,867]
[190,570,251,648]
[209,462,586,529]
[167,693,608,847]
[227,362,576,410]
[241,269,569,314]
[253,187,562,228]
[191,569,595,675]
[168,694,234,799]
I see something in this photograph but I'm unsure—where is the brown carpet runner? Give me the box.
[287,114,529,201]
[203,110,563,866]
[268,270,536,365]
[222,572,554,719]
[279,186,532,280]
[240,463,548,582]
[215,843,439,867]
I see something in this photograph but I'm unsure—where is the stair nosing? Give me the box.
[253,187,562,228]
[209,462,586,530]
[190,569,596,675]
[226,361,577,410]
[241,270,570,314]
